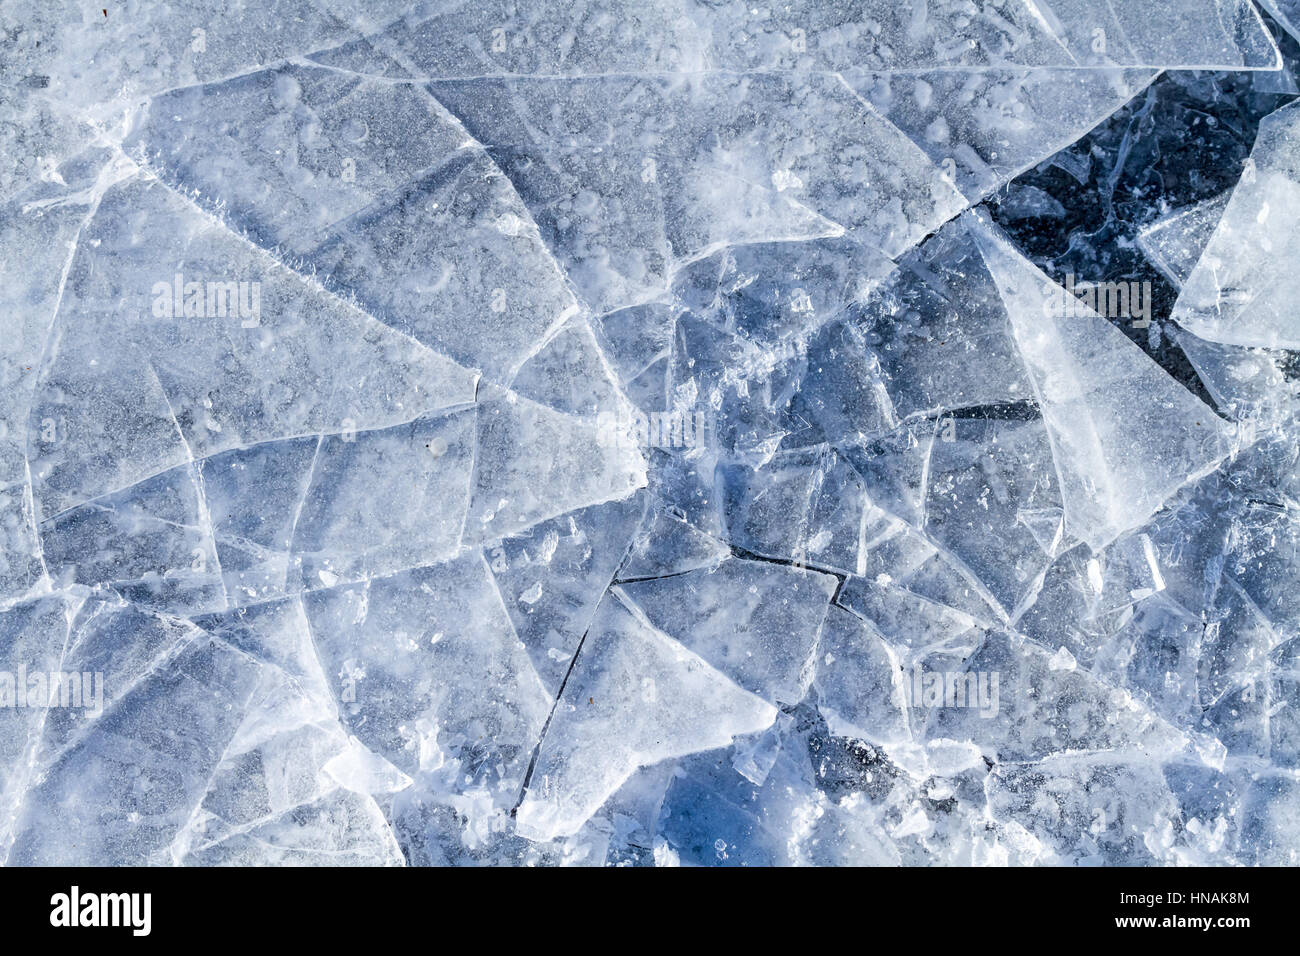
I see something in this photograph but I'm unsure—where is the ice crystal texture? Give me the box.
[1,1,1298,866]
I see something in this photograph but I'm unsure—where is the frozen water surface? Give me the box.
[0,1,1298,867]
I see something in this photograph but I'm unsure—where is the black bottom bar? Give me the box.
[0,865,1278,941]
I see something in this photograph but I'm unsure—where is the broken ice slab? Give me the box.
[350,0,709,79]
[1199,579,1282,713]
[1260,0,1300,45]
[475,143,679,316]
[507,317,633,420]
[0,592,79,855]
[514,593,776,842]
[928,630,1188,764]
[182,788,404,866]
[1142,188,1296,425]
[590,303,679,393]
[7,628,264,865]
[834,421,935,527]
[789,216,1039,450]
[396,756,675,865]
[614,557,837,706]
[1225,501,1300,637]
[1011,530,1173,672]
[655,718,986,865]
[921,415,1064,617]
[811,605,909,747]
[308,149,586,383]
[986,757,1184,865]
[33,598,200,760]
[970,211,1236,552]
[1240,774,1300,864]
[291,410,476,591]
[654,747,821,866]
[720,445,872,576]
[464,388,647,547]
[1137,191,1232,288]
[428,73,965,278]
[671,238,896,351]
[3,0,369,115]
[846,69,1156,201]
[302,552,552,794]
[842,215,1034,422]
[844,512,1004,624]
[1122,593,1213,725]
[191,597,335,697]
[616,507,731,582]
[485,493,647,697]
[128,66,582,384]
[28,171,477,519]
[1269,638,1300,769]
[0,158,118,603]
[1173,101,1300,348]
[384,764,665,868]
[126,65,472,257]
[171,661,407,866]
[177,718,350,851]
[39,460,226,616]
[881,536,1007,625]
[197,437,320,607]
[0,88,98,206]
[1175,327,1293,423]
[699,0,1280,71]
[669,312,818,457]
[836,573,988,654]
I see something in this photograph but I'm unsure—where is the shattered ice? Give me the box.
[1,0,1298,867]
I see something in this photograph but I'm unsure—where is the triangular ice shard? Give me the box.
[487,493,647,696]
[1259,0,1300,45]
[617,508,732,581]
[812,605,909,747]
[969,212,1235,551]
[1137,192,1232,289]
[464,389,647,546]
[28,172,477,518]
[507,317,633,419]
[515,593,776,841]
[1135,198,1290,422]
[615,557,837,705]
[1172,102,1300,348]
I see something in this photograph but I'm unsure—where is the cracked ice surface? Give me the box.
[1,1,1298,867]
